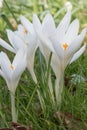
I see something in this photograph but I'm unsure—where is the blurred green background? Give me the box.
[0,0,87,30]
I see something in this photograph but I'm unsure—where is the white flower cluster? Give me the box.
[0,10,86,122]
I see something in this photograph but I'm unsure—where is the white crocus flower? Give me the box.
[0,48,26,93]
[0,22,38,83]
[33,14,57,105]
[20,16,38,83]
[33,11,71,71]
[51,21,86,71]
[50,13,86,80]
[33,11,71,104]
[33,11,86,106]
[20,15,35,35]
[0,48,26,122]
[33,11,71,65]
[33,13,56,65]
[50,19,86,105]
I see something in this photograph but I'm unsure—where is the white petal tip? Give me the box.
[33,14,39,22]
[80,28,87,38]
[70,44,86,64]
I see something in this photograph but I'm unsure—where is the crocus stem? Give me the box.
[29,68,37,84]
[55,77,60,104]
[47,52,55,105]
[47,52,52,84]
[48,74,55,106]
[58,72,64,108]
[55,70,64,108]
[37,88,46,114]
[10,91,17,122]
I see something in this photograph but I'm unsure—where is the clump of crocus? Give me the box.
[50,16,86,105]
[0,18,38,83]
[0,48,26,122]
[33,10,86,106]
[0,10,86,112]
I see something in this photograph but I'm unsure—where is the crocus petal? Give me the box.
[15,24,25,38]
[33,14,42,32]
[33,18,55,54]
[51,54,62,103]
[0,38,15,53]
[6,80,17,93]
[0,51,11,67]
[20,15,34,34]
[63,19,79,44]
[56,10,71,40]
[66,28,86,56]
[51,53,61,78]
[0,69,16,93]
[50,36,63,59]
[0,48,26,94]
[38,32,55,54]
[42,13,56,36]
[27,54,37,83]
[12,47,27,68]
[17,24,24,31]
[33,13,55,59]
[70,44,86,64]
[27,34,38,83]
[39,42,51,65]
[7,29,24,51]
[0,52,12,80]
[13,48,26,80]
[27,60,37,83]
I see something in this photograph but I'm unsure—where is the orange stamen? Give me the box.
[24,29,28,34]
[10,65,14,70]
[62,43,69,50]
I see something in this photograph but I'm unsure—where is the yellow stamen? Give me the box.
[24,29,28,34]
[62,43,69,50]
[10,65,14,70]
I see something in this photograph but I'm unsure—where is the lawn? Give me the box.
[0,0,87,129]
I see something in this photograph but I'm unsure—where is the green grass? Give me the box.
[0,0,87,129]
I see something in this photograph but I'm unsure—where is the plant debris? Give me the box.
[54,111,87,130]
[0,122,34,130]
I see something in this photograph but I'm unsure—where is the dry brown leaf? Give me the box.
[54,111,87,130]
[0,122,34,130]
